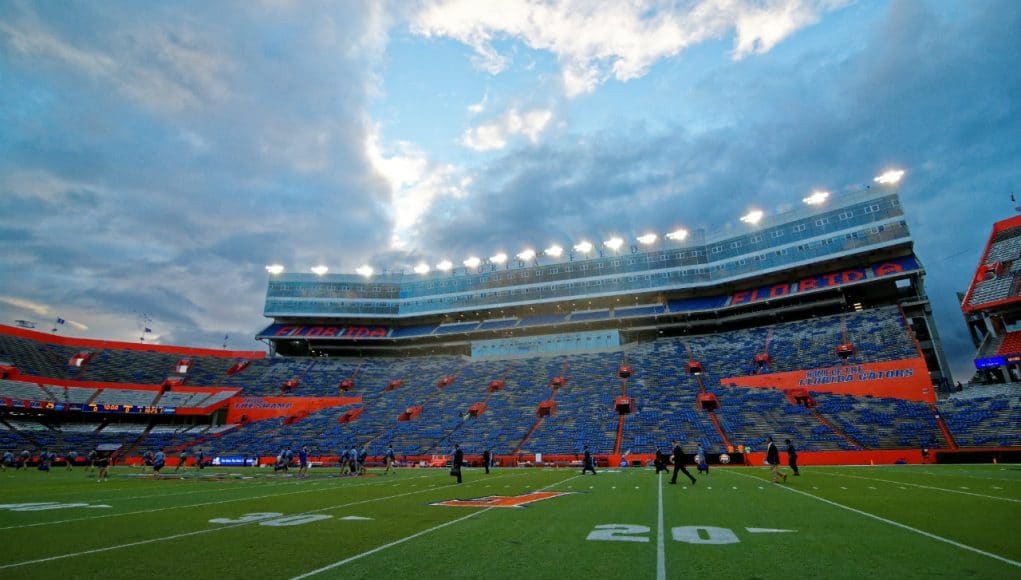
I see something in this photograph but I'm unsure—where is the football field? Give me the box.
[1,464,1019,579]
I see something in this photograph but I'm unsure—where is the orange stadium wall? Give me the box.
[721,358,935,402]
[226,396,361,422]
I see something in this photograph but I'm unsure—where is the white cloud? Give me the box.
[0,295,52,317]
[365,129,471,249]
[0,14,231,112]
[468,93,488,114]
[411,0,846,97]
[462,107,554,151]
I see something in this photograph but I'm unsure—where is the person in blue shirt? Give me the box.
[338,446,349,475]
[1,450,12,471]
[357,446,368,475]
[348,446,359,475]
[383,444,396,475]
[153,449,166,478]
[66,450,78,471]
[298,446,309,477]
[196,449,205,470]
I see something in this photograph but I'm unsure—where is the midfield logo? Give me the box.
[432,491,571,508]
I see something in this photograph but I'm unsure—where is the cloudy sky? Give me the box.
[1,1,1018,380]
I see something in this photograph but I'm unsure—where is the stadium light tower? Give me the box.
[545,244,564,258]
[573,241,593,254]
[874,169,905,185]
[311,265,328,276]
[740,210,764,225]
[516,249,536,261]
[666,228,688,242]
[490,252,508,265]
[603,236,624,252]
[803,191,829,205]
[356,265,374,277]
[414,262,431,274]
[265,264,284,275]
[463,256,481,268]
[636,233,658,245]
[436,260,453,271]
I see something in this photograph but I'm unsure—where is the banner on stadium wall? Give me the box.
[257,324,392,340]
[721,358,935,402]
[726,256,919,307]
[0,399,175,414]
[225,396,361,423]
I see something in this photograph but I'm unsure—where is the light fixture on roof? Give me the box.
[874,169,905,185]
[490,252,508,264]
[573,241,593,254]
[265,264,284,275]
[545,244,564,258]
[516,249,536,261]
[310,265,328,276]
[436,260,453,271]
[666,228,688,241]
[355,264,374,277]
[463,256,481,268]
[414,262,431,274]
[740,210,764,225]
[603,237,624,251]
[636,233,658,245]
[803,190,830,205]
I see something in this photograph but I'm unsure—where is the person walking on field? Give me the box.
[451,444,464,484]
[581,446,597,475]
[785,439,800,476]
[669,440,696,485]
[482,448,491,474]
[766,436,788,483]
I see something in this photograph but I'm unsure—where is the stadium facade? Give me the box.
[259,186,950,390]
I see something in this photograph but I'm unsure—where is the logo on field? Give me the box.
[432,491,571,508]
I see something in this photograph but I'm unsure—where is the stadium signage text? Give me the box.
[728,256,918,306]
[269,325,390,338]
[721,358,934,402]
[799,365,914,386]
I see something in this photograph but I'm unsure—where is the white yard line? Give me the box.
[726,470,1021,569]
[812,470,1021,504]
[291,473,582,579]
[0,473,529,570]
[0,475,432,531]
[656,473,666,580]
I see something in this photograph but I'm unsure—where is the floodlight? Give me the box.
[573,241,593,254]
[740,210,764,225]
[490,252,508,264]
[436,260,453,271]
[874,169,905,185]
[311,265,328,276]
[545,245,564,258]
[356,265,374,277]
[636,233,658,245]
[265,264,284,275]
[803,191,829,205]
[603,237,624,251]
[414,263,430,274]
[463,256,481,268]
[516,249,536,261]
[666,229,688,241]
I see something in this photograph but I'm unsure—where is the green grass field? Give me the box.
[1,463,1019,579]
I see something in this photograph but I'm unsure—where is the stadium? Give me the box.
[1,183,1019,578]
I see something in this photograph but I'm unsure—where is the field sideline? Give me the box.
[1,464,1018,579]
